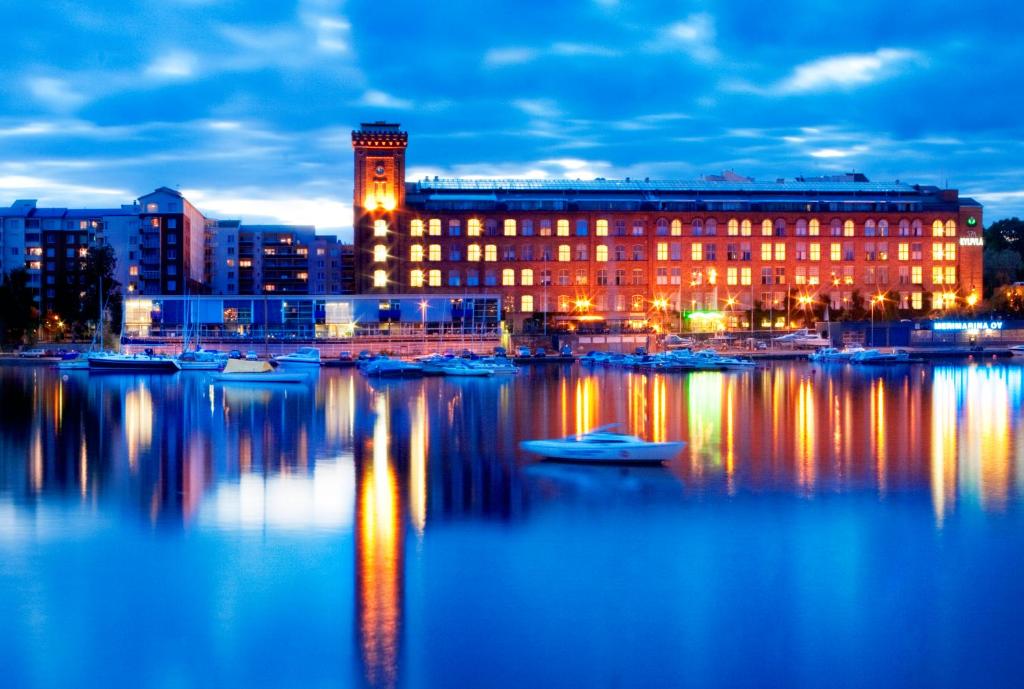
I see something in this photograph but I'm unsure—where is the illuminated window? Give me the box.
[410,269,424,287]
[428,244,441,261]
[264,283,276,292]
[428,269,441,287]
[539,219,552,236]
[671,219,682,236]
[521,268,534,285]
[373,219,387,237]
[911,266,922,284]
[809,243,821,261]
[844,220,855,237]
[932,243,944,261]
[708,267,717,285]
[656,242,668,261]
[558,244,570,262]
[898,243,909,260]
[932,220,944,237]
[945,220,957,236]
[596,245,608,262]
[808,267,819,285]
[829,243,840,262]
[373,270,386,288]
[521,294,534,313]
[129,265,139,276]
[809,219,820,236]
[774,243,786,261]
[427,219,440,236]
[468,219,481,236]
[239,259,252,267]
[912,292,923,309]
[575,269,587,285]
[410,244,423,262]
[728,218,739,236]
[468,244,481,261]
[761,243,772,261]
[945,266,956,284]
[932,266,944,284]
[691,243,703,261]
[596,219,608,236]
[945,242,956,260]
[484,244,497,261]
[727,267,738,285]
[741,219,752,236]
[373,244,387,262]
[740,267,751,286]
[557,219,570,236]
[502,268,515,286]
[761,219,772,236]
[504,219,517,236]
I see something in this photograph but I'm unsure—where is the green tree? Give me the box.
[0,269,39,346]
[983,247,1023,293]
[81,244,122,338]
[984,217,1024,254]
[989,285,1024,317]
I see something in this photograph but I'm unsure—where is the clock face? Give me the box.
[374,165,385,176]
[967,216,977,227]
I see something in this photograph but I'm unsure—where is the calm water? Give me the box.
[1,361,1023,688]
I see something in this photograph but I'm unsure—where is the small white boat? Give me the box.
[849,348,911,364]
[176,349,226,371]
[520,424,685,464]
[89,352,182,372]
[361,357,424,378]
[808,346,866,363]
[57,359,90,370]
[274,347,322,367]
[213,359,308,383]
[440,359,493,377]
[1010,345,1024,358]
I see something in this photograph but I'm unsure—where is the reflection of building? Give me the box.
[353,122,985,331]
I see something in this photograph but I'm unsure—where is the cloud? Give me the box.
[645,13,719,64]
[182,187,352,233]
[358,89,413,109]
[26,77,89,112]
[144,51,200,80]
[0,174,128,200]
[484,47,539,67]
[512,99,561,118]
[809,146,871,159]
[550,43,620,58]
[728,48,925,95]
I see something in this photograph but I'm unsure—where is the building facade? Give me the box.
[352,122,985,331]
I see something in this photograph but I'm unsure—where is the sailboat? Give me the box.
[175,293,225,370]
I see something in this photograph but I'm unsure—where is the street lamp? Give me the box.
[420,299,428,350]
[797,295,812,329]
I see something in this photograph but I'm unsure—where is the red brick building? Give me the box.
[352,122,984,332]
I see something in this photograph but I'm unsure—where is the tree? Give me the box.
[81,244,121,339]
[984,217,1024,254]
[0,269,39,346]
[983,247,1023,293]
[989,285,1024,317]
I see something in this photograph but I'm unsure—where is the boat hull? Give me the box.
[212,373,308,383]
[89,357,181,372]
[519,440,684,463]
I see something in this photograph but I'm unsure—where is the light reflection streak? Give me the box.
[931,370,957,525]
[795,379,815,492]
[872,379,887,494]
[358,392,401,689]
[124,384,153,471]
[410,390,427,536]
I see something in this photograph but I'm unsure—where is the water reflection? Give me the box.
[2,362,1024,687]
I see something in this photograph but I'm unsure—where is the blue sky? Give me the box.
[0,0,1020,239]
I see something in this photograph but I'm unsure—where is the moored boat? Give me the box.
[274,347,322,367]
[520,424,685,464]
[213,359,309,383]
[88,352,181,372]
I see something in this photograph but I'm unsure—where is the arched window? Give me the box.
[410,244,423,262]
[945,219,956,236]
[864,220,876,237]
[373,269,386,287]
[830,219,842,236]
[671,219,683,236]
[774,218,786,236]
[521,268,534,285]
[899,219,910,236]
[468,218,481,236]
[912,220,923,236]
[795,219,807,236]
[809,218,820,236]
[521,295,534,313]
[467,244,481,261]
[428,244,441,261]
[741,219,752,236]
[373,219,387,237]
[484,244,497,261]
[932,220,944,237]
[596,219,609,236]
[656,218,669,235]
[761,219,773,236]
[596,244,608,262]
[614,245,626,261]
[410,269,423,287]
[373,244,387,262]
[558,244,571,262]
[575,244,588,261]
[632,244,645,260]
[844,219,855,237]
[727,218,739,236]
[502,268,515,286]
[504,218,517,236]
[557,219,570,236]
[428,269,441,286]
[410,219,423,236]
[428,219,441,236]
[878,220,889,236]
[705,218,717,235]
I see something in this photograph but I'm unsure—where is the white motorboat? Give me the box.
[1010,345,1024,358]
[440,359,493,377]
[808,346,866,363]
[213,359,308,383]
[89,352,181,372]
[274,347,322,367]
[849,348,911,364]
[360,357,424,378]
[520,424,685,464]
[175,349,226,371]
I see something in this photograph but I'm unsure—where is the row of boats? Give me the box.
[580,348,758,372]
[807,347,914,364]
[359,353,520,378]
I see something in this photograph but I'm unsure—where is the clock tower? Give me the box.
[352,122,408,293]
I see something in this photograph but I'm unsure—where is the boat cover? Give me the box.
[223,359,273,374]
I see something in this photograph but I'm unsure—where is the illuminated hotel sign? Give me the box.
[933,321,1003,331]
[959,236,984,247]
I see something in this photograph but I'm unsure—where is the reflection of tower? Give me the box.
[354,390,405,689]
[352,123,408,294]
